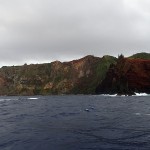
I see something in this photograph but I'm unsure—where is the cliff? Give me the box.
[0,53,149,96]
[0,55,116,95]
[96,57,150,95]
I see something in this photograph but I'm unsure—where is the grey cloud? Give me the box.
[0,0,150,66]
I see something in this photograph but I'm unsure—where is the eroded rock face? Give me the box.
[1,54,149,96]
[96,58,150,95]
[0,55,116,95]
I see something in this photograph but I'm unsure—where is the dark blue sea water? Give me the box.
[0,95,150,150]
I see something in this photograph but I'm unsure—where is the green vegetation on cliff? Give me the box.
[129,52,150,60]
[96,55,117,82]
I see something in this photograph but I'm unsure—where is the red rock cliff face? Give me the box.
[125,59,150,92]
[96,58,150,94]
[0,55,116,95]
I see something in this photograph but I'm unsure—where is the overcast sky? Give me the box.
[0,0,150,66]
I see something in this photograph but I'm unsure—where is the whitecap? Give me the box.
[134,93,148,96]
[135,113,141,115]
[0,98,18,101]
[27,98,39,100]
[120,95,126,97]
[100,94,117,97]
[85,109,90,112]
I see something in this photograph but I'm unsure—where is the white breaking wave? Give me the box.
[100,94,117,97]
[28,98,39,100]
[99,93,150,97]
[134,93,148,96]
[0,98,18,101]
[135,113,141,116]
[134,113,150,116]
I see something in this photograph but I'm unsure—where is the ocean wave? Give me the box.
[134,113,150,116]
[100,94,117,97]
[145,114,150,116]
[134,93,149,96]
[99,94,130,97]
[134,113,141,116]
[0,98,18,101]
[27,97,39,100]
[99,93,149,97]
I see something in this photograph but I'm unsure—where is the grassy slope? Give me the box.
[96,55,117,82]
[129,52,150,60]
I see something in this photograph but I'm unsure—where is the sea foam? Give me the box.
[100,94,117,97]
[27,98,39,100]
[134,93,148,96]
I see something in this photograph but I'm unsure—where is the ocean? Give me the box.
[0,95,150,150]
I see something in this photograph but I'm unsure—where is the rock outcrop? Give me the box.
[96,57,150,95]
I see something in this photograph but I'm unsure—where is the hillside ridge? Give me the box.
[0,53,149,95]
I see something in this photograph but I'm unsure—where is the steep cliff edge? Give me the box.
[0,53,149,96]
[0,55,116,95]
[96,57,150,95]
